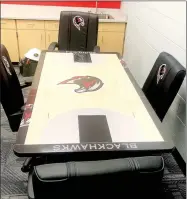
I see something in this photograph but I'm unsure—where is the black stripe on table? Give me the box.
[73,53,92,63]
[78,115,112,143]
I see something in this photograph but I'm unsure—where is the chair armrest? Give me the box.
[93,45,100,53]
[24,76,33,83]
[21,105,25,112]
[20,76,33,88]
[9,110,23,132]
[20,83,31,89]
[22,157,33,173]
[10,110,23,117]
[48,42,59,50]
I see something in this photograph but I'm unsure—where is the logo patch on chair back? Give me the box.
[157,64,166,84]
[2,56,12,76]
[73,16,85,31]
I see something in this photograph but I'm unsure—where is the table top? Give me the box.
[14,51,173,157]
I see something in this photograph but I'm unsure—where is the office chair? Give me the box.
[27,156,164,199]
[0,44,32,132]
[0,44,40,173]
[142,52,186,121]
[48,11,100,52]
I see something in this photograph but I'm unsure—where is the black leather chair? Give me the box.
[48,11,100,52]
[0,44,31,132]
[142,52,186,121]
[28,156,164,199]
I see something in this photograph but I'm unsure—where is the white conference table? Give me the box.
[14,51,173,157]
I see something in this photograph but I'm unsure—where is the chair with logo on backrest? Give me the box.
[48,11,100,52]
[142,52,186,121]
[1,44,38,172]
[0,44,31,132]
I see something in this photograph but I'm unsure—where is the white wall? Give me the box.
[1,4,121,20]
[121,1,186,161]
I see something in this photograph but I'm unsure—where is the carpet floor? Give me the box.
[1,69,186,199]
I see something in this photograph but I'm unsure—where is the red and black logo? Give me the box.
[20,104,33,127]
[157,64,167,84]
[73,16,85,31]
[58,76,104,93]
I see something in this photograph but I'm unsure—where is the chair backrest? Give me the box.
[0,44,24,116]
[28,156,164,199]
[58,11,98,51]
[142,52,186,121]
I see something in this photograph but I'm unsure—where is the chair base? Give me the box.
[28,171,35,199]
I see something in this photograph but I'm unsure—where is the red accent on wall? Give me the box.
[97,1,120,9]
[1,1,121,9]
